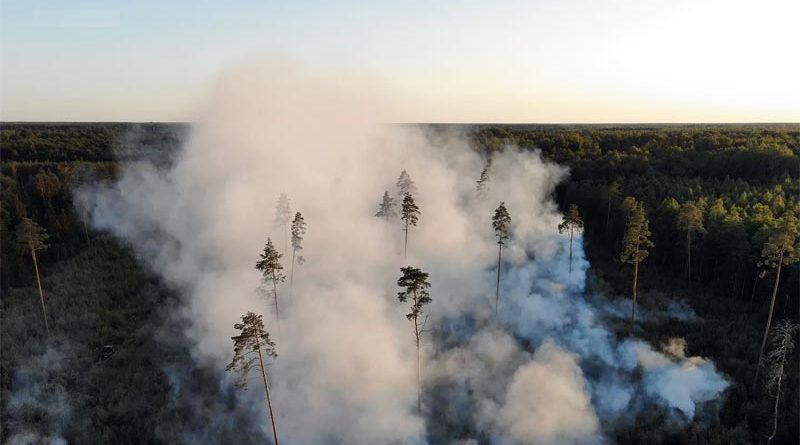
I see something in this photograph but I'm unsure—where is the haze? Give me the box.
[1,0,798,123]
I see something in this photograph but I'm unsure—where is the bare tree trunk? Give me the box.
[81,214,90,244]
[754,250,784,389]
[766,357,785,445]
[630,260,639,327]
[412,290,421,414]
[271,270,280,320]
[415,321,421,414]
[568,229,574,276]
[495,242,502,314]
[289,249,296,303]
[31,248,50,335]
[404,220,409,260]
[256,337,279,445]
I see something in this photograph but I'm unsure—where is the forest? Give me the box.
[1,122,799,444]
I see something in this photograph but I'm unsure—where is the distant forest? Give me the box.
[1,122,799,443]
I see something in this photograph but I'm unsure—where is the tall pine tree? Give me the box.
[256,238,285,319]
[492,202,511,313]
[397,266,432,414]
[400,193,420,260]
[620,200,653,326]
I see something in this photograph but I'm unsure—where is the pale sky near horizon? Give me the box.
[1,0,798,123]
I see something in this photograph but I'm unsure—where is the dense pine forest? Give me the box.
[1,122,799,444]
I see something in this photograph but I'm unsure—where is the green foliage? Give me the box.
[226,312,277,389]
[16,217,49,254]
[290,212,306,253]
[492,202,511,243]
[558,204,583,235]
[621,200,654,265]
[255,238,285,284]
[397,266,432,323]
[401,193,420,228]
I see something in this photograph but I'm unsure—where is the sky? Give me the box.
[1,0,798,123]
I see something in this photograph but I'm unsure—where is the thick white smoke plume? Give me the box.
[79,62,728,444]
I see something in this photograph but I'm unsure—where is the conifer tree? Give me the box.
[227,312,279,445]
[396,169,417,200]
[256,238,285,319]
[397,266,432,414]
[558,204,584,275]
[400,193,420,260]
[16,217,50,334]
[375,191,397,229]
[492,202,511,313]
[764,320,798,444]
[753,220,799,387]
[676,202,705,282]
[476,163,490,198]
[289,212,306,301]
[620,200,653,325]
[273,193,292,254]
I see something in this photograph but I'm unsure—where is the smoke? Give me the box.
[77,61,728,444]
[4,347,70,445]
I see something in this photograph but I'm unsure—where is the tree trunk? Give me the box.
[630,260,639,327]
[413,290,421,414]
[754,249,784,389]
[256,337,279,445]
[271,271,280,320]
[568,229,574,276]
[81,214,90,244]
[750,267,761,302]
[495,242,502,314]
[31,248,50,335]
[404,220,409,260]
[766,358,784,445]
[289,249,296,303]
[605,197,611,236]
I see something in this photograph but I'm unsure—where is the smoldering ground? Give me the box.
[77,61,728,444]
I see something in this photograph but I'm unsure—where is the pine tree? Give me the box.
[620,200,653,325]
[400,193,420,260]
[676,202,705,283]
[753,220,799,388]
[396,170,417,199]
[273,193,292,254]
[226,312,279,445]
[558,204,584,276]
[764,320,799,444]
[375,191,397,229]
[397,266,432,414]
[256,238,285,319]
[16,217,50,334]
[476,163,490,198]
[289,212,306,301]
[492,202,511,313]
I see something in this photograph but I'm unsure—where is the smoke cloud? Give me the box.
[78,61,728,444]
